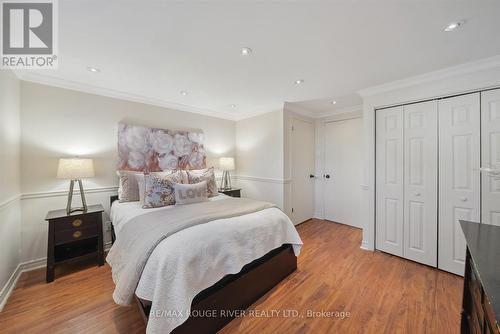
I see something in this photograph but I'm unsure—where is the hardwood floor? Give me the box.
[0,219,463,334]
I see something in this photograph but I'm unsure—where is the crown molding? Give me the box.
[285,102,363,120]
[358,54,500,98]
[316,104,363,119]
[14,71,239,121]
[284,102,315,118]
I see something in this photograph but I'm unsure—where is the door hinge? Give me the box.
[291,125,294,131]
[291,208,294,213]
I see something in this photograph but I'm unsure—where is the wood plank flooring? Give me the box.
[0,219,463,334]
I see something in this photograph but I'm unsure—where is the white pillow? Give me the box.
[174,181,208,205]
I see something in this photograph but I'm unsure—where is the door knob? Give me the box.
[414,192,421,197]
[460,197,467,202]
[309,174,315,178]
[324,174,330,179]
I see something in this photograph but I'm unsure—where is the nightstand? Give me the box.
[218,188,241,198]
[45,204,104,283]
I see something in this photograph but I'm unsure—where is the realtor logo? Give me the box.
[1,0,58,68]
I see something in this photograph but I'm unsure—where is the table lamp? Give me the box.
[219,157,235,190]
[57,158,95,214]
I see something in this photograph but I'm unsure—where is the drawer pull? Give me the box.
[73,231,82,239]
[72,219,82,227]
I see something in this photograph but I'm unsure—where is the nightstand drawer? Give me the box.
[53,213,99,232]
[55,225,98,245]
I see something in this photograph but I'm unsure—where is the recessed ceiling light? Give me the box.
[240,47,252,56]
[330,100,337,105]
[444,20,464,32]
[230,104,237,108]
[294,79,304,85]
[87,66,100,73]
[180,90,188,96]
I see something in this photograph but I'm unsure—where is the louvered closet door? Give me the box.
[482,89,500,227]
[438,93,480,276]
[376,106,404,256]
[403,101,438,266]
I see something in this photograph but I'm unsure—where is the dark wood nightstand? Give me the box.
[218,188,241,198]
[45,204,104,283]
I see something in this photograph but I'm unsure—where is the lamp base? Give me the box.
[220,170,232,190]
[66,179,88,215]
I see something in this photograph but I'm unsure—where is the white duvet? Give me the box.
[110,194,303,334]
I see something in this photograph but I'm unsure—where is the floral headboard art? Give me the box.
[117,122,206,172]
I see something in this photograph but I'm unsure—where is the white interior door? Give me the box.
[376,106,404,257]
[481,88,500,226]
[291,118,315,225]
[438,93,480,276]
[323,118,363,228]
[403,101,438,266]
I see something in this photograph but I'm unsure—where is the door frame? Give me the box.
[315,108,364,220]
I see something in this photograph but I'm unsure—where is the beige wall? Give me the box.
[20,82,235,194]
[0,70,21,306]
[19,82,236,262]
[235,110,285,208]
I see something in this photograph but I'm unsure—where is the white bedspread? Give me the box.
[110,195,303,334]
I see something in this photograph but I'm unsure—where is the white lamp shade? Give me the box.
[57,158,95,179]
[219,157,235,171]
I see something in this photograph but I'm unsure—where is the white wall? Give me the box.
[19,82,236,262]
[0,70,22,307]
[360,55,500,250]
[235,110,286,209]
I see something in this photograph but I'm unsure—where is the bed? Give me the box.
[107,193,302,334]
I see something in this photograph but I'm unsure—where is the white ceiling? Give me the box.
[18,0,500,120]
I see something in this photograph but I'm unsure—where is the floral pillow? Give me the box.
[143,171,184,208]
[186,167,218,197]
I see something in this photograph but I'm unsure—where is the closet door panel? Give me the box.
[376,106,404,256]
[481,89,500,226]
[403,101,438,266]
[438,93,480,276]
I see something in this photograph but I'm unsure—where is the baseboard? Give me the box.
[360,239,374,251]
[313,211,324,220]
[0,263,22,311]
[0,241,113,311]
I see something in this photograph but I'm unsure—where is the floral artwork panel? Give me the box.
[118,123,206,172]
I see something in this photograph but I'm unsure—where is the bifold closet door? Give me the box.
[438,93,480,276]
[481,88,500,226]
[376,106,404,256]
[403,101,438,266]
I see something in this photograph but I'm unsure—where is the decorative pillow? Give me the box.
[117,171,143,202]
[174,181,208,205]
[143,171,184,208]
[186,167,217,197]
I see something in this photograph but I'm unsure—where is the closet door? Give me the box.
[481,89,500,226]
[376,106,404,256]
[403,101,438,266]
[438,93,480,275]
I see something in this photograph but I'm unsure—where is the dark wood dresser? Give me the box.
[460,220,500,334]
[45,204,105,282]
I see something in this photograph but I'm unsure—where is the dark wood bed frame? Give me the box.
[109,195,298,334]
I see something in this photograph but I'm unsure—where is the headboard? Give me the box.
[117,122,206,172]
